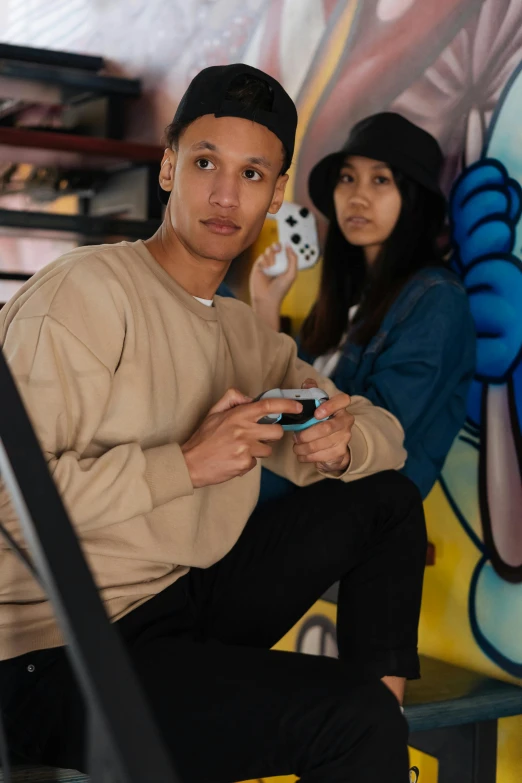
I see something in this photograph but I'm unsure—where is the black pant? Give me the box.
[0,471,427,782]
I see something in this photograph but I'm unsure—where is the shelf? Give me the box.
[0,59,141,102]
[0,43,104,72]
[0,127,163,170]
[0,270,31,281]
[0,209,160,240]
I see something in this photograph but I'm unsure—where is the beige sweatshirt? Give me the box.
[0,240,406,660]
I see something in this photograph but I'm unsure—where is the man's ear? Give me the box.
[159,148,177,197]
[267,173,289,215]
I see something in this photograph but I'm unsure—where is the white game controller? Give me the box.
[263,201,320,277]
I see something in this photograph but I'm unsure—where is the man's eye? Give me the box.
[244,169,262,181]
[196,158,215,170]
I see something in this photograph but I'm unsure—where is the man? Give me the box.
[0,64,426,782]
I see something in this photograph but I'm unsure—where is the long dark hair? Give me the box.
[300,169,446,355]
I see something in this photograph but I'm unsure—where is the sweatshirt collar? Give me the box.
[132,240,218,321]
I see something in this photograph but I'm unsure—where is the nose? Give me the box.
[209,169,240,210]
[349,181,371,207]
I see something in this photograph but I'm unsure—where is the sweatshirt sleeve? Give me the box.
[261,329,406,484]
[0,314,193,542]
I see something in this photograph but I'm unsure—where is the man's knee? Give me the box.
[372,471,423,506]
[375,472,426,538]
[324,470,422,511]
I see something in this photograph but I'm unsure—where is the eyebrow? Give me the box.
[246,155,273,170]
[191,140,273,170]
[192,140,218,152]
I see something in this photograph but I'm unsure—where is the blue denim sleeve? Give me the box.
[342,283,476,436]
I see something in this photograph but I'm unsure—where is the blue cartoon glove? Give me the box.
[450,159,522,424]
[451,160,521,271]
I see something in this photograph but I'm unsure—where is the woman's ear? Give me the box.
[159,149,176,197]
[267,173,289,215]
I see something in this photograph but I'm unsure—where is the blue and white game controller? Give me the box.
[255,388,330,432]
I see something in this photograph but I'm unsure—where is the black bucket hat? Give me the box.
[159,63,297,206]
[308,112,445,218]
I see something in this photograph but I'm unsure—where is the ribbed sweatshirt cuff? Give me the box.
[144,442,194,507]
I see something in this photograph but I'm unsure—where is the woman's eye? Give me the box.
[244,169,262,181]
[196,158,216,170]
[375,176,390,185]
[339,173,354,183]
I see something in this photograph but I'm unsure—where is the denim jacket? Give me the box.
[248,266,476,502]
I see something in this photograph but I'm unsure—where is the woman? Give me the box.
[250,112,476,502]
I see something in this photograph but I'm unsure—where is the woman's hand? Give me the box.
[249,243,298,331]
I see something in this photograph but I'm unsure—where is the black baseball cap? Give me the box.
[308,112,445,218]
[159,63,298,206]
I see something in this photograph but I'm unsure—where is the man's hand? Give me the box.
[181,388,303,488]
[293,379,354,473]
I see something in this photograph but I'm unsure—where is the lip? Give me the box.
[201,217,240,236]
[345,216,371,227]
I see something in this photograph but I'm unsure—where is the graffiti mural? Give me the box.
[2,0,522,780]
